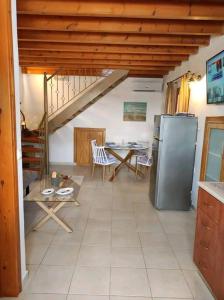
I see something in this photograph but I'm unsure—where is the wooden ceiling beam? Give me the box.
[128,69,166,77]
[17,15,224,36]
[20,61,174,72]
[21,67,108,76]
[17,0,224,21]
[20,61,172,72]
[18,42,199,55]
[19,50,189,62]
[19,56,181,67]
[18,30,210,46]
[21,66,166,77]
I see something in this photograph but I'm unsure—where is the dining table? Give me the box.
[105,143,149,181]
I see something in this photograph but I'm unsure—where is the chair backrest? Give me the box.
[137,154,153,166]
[91,140,108,164]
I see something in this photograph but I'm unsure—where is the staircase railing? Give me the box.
[38,112,47,177]
[47,70,102,118]
[42,68,104,175]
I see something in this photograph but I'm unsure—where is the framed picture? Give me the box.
[207,49,224,104]
[123,101,147,121]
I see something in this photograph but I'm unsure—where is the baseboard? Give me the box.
[50,162,76,166]
[22,269,29,288]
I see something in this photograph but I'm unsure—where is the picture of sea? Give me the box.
[207,50,224,104]
[123,102,147,121]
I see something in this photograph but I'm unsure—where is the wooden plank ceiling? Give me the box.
[17,0,224,78]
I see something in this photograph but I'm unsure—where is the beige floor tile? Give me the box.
[96,181,113,190]
[35,219,59,234]
[69,266,110,295]
[110,297,151,300]
[183,270,215,300]
[112,219,137,232]
[67,296,109,300]
[22,294,67,300]
[82,230,111,246]
[112,231,141,247]
[162,221,195,235]
[153,298,191,300]
[157,210,195,224]
[28,265,73,294]
[112,210,135,221]
[52,229,84,245]
[147,269,192,298]
[89,209,112,221]
[133,202,153,212]
[86,218,111,232]
[113,199,134,212]
[24,166,200,300]
[77,246,111,267]
[135,219,163,233]
[92,198,113,210]
[143,246,179,269]
[167,233,195,250]
[65,217,88,232]
[139,232,169,247]
[174,248,197,270]
[110,268,151,297]
[135,211,158,222]
[26,231,54,247]
[42,244,80,266]
[111,247,145,268]
[23,264,40,292]
[26,243,49,265]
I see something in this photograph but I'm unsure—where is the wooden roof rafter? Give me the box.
[16,0,224,77]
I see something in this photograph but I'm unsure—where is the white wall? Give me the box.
[49,77,164,164]
[164,35,224,207]
[21,74,44,130]
[11,0,27,283]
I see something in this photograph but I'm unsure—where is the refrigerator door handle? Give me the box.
[154,137,163,142]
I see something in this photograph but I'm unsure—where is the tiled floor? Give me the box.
[6,165,215,299]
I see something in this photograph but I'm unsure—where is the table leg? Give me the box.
[33,201,73,233]
[107,149,145,181]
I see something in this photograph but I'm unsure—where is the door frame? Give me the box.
[200,116,224,181]
[74,127,106,165]
[0,0,21,296]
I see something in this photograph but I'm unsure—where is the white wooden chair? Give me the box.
[91,140,117,181]
[136,154,152,177]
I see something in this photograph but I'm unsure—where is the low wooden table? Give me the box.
[105,144,148,181]
[24,176,83,233]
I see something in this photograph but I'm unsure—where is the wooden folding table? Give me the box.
[24,176,83,233]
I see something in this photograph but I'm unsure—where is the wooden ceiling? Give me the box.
[17,0,224,77]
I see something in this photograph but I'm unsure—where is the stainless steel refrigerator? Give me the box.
[150,115,198,210]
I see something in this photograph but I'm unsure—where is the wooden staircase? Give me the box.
[22,69,128,175]
[48,69,128,133]
[21,118,46,175]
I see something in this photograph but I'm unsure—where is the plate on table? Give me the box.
[41,188,55,195]
[56,187,74,195]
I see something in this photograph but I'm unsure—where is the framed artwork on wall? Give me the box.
[123,101,147,121]
[207,50,224,104]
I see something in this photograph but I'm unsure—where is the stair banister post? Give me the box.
[44,72,49,175]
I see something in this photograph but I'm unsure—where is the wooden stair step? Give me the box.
[22,136,44,143]
[22,146,42,153]
[23,157,41,163]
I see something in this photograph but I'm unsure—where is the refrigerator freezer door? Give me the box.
[154,116,197,210]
